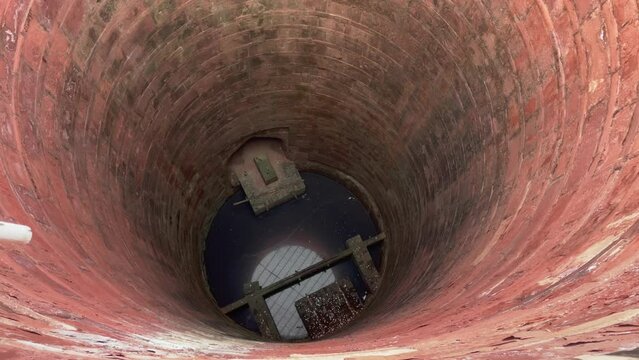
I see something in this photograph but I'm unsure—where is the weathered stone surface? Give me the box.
[347,235,381,293]
[0,0,638,359]
[244,281,281,340]
[296,279,363,339]
[229,138,305,214]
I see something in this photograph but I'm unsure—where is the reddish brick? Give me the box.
[510,0,533,19]
[22,21,48,70]
[43,29,70,95]
[573,0,599,23]
[618,23,639,108]
[17,63,37,122]
[32,0,64,31]
[14,184,49,225]
[38,94,57,151]
[0,57,12,99]
[523,5,555,71]
[0,98,16,149]
[612,0,638,27]
[61,0,85,38]
[507,97,521,135]
[0,1,638,359]
[1,146,32,191]
[2,1,29,34]
[542,75,560,104]
[581,11,610,104]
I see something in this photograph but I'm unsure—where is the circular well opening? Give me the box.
[204,172,384,341]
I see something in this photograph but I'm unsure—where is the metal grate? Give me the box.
[251,245,335,339]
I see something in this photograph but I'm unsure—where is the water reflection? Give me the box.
[204,172,381,338]
[252,246,335,339]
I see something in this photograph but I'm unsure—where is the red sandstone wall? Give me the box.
[0,0,638,359]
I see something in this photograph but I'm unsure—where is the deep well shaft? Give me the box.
[0,0,638,359]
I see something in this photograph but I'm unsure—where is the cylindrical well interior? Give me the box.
[1,0,638,358]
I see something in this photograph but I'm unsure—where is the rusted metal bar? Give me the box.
[220,233,385,314]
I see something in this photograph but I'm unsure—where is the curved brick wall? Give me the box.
[1,0,638,358]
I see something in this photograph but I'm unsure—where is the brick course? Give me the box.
[0,0,638,358]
